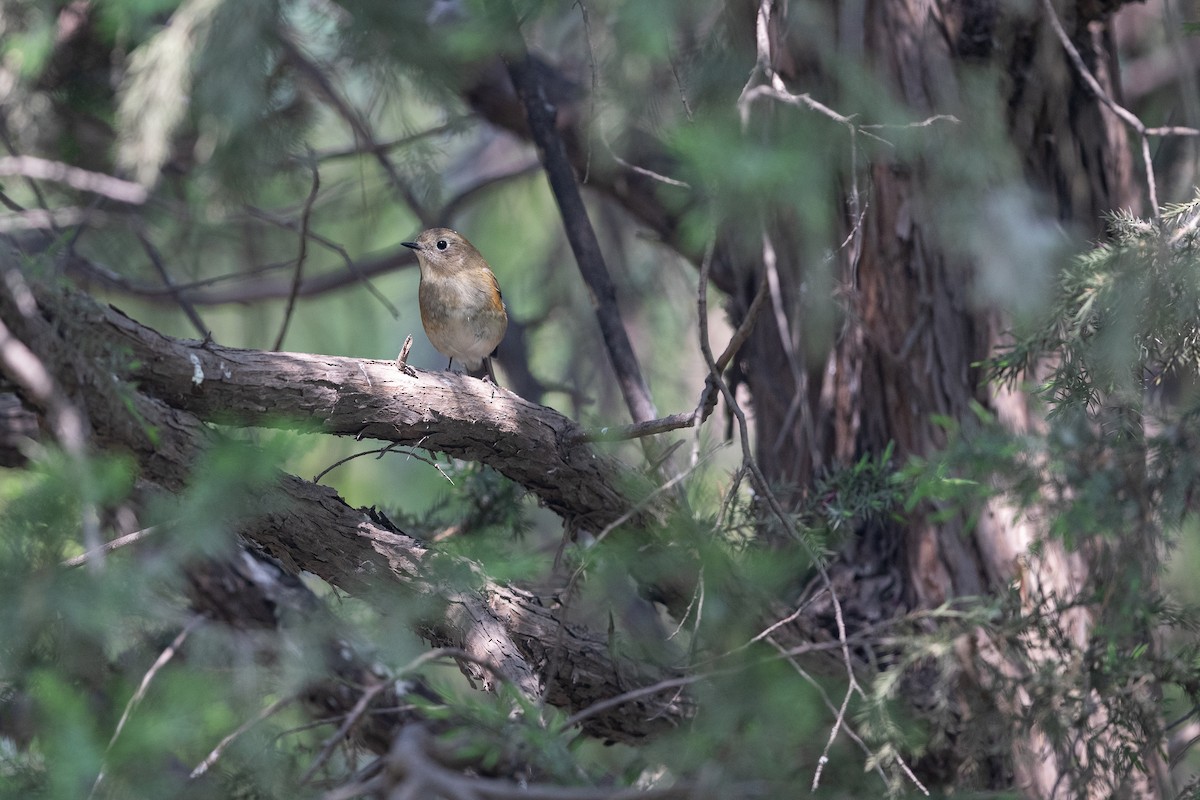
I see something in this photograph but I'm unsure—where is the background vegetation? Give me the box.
[1,0,1199,797]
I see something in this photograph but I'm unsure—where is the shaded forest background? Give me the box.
[2,0,1200,798]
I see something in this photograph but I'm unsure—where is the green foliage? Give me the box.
[967,198,1200,549]
[0,438,323,800]
[994,196,1200,413]
[386,460,547,584]
[808,442,904,535]
[648,656,826,782]
[895,198,1200,789]
[5,0,1200,795]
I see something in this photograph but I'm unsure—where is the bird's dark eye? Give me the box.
[436,239,448,251]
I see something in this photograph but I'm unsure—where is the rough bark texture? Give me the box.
[836,4,1162,797]
[56,290,654,533]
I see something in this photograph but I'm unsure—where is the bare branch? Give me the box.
[91,616,205,798]
[504,20,658,427]
[695,234,864,790]
[190,695,294,779]
[273,156,321,351]
[299,680,391,785]
[0,156,149,204]
[0,126,53,220]
[136,228,210,339]
[61,526,159,568]
[277,27,433,227]
[575,411,697,442]
[244,205,400,317]
[75,164,538,311]
[311,118,473,162]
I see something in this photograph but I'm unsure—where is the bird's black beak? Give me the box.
[401,241,419,250]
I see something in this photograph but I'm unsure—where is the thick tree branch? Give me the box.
[189,549,680,796]
[0,276,689,744]
[35,276,704,617]
[52,290,653,533]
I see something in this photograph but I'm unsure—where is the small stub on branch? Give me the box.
[396,334,417,377]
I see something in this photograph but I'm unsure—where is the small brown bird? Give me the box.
[402,228,507,383]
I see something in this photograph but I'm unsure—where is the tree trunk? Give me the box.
[730,0,1166,796]
[460,0,1165,791]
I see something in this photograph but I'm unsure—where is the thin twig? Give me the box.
[574,411,697,442]
[696,231,862,792]
[311,118,471,162]
[559,634,864,733]
[273,155,321,351]
[397,646,514,687]
[812,681,858,791]
[602,143,691,189]
[770,641,926,795]
[762,229,818,465]
[546,446,715,714]
[136,228,210,339]
[1145,125,1200,136]
[243,206,399,316]
[70,253,295,297]
[277,29,433,227]
[559,675,698,733]
[575,267,769,444]
[0,188,24,212]
[715,270,769,373]
[61,526,159,568]
[100,163,534,310]
[299,680,390,785]
[591,453,708,547]
[858,114,962,131]
[90,615,205,798]
[667,41,695,122]
[439,162,541,221]
[667,569,704,641]
[0,127,56,228]
[190,695,295,779]
[314,441,453,485]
